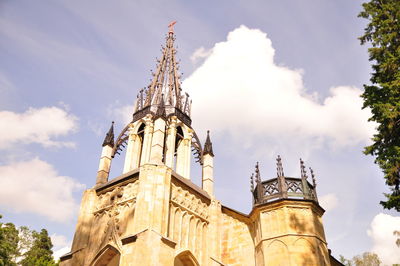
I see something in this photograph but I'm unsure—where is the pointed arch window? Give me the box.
[174,126,184,171]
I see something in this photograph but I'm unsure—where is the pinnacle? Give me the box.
[203,130,214,157]
[102,121,115,147]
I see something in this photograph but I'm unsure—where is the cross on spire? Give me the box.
[168,21,177,33]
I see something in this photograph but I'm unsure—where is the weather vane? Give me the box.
[168,21,177,33]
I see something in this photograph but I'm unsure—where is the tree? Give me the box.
[21,229,57,266]
[352,252,381,266]
[339,255,354,266]
[1,214,58,266]
[359,0,400,211]
[0,215,19,266]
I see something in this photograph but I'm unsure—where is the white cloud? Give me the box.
[0,106,78,149]
[319,193,339,212]
[0,158,85,222]
[190,47,212,63]
[51,233,71,261]
[367,213,400,265]
[183,25,375,155]
[53,246,71,262]
[106,102,134,127]
[51,233,70,248]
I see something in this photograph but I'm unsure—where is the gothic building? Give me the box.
[60,25,342,266]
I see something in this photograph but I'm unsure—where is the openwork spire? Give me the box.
[102,121,115,147]
[203,130,214,157]
[133,22,191,119]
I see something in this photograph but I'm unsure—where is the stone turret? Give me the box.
[96,121,114,186]
[202,130,214,196]
[250,156,329,265]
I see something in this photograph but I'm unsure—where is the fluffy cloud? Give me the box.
[190,47,213,64]
[319,193,339,212]
[51,233,71,261]
[0,158,85,222]
[367,213,400,265]
[183,26,375,154]
[0,106,78,149]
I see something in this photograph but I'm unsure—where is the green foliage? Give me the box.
[0,214,58,266]
[359,0,400,211]
[0,215,18,266]
[21,229,57,266]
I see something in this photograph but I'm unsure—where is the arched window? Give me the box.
[174,250,199,266]
[174,126,184,171]
[137,123,145,166]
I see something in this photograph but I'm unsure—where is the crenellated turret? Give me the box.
[251,156,319,205]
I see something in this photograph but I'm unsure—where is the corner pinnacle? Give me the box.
[102,121,115,147]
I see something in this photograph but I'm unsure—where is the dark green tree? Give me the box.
[21,229,57,266]
[0,215,19,266]
[359,0,400,211]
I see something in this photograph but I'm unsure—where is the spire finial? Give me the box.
[300,158,308,180]
[309,167,316,187]
[276,155,284,177]
[255,162,261,184]
[203,130,214,157]
[168,21,177,34]
[102,121,115,147]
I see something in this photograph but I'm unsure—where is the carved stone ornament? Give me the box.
[171,183,209,221]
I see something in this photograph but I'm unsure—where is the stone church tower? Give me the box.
[60,25,342,266]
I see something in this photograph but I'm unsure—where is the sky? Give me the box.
[0,0,399,264]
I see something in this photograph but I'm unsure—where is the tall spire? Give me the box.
[102,121,115,147]
[134,21,189,117]
[203,130,214,157]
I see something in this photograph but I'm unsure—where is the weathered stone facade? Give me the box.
[60,27,342,266]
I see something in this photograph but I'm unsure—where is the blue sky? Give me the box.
[0,0,399,264]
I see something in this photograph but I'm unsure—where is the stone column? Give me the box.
[208,199,222,265]
[140,115,154,166]
[96,145,112,186]
[164,116,177,168]
[132,164,172,235]
[176,129,192,179]
[150,118,166,164]
[202,154,214,196]
[123,124,142,173]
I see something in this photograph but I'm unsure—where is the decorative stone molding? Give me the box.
[171,183,209,221]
